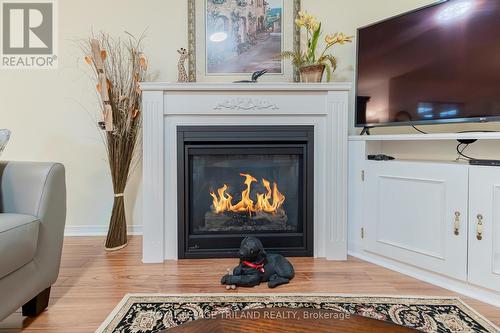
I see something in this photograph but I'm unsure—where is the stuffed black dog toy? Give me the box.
[221,236,294,288]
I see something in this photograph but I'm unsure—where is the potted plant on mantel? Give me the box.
[281,11,353,83]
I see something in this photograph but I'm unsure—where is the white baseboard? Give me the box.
[349,250,500,308]
[64,225,143,236]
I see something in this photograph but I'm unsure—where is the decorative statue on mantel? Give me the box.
[177,48,189,83]
[233,69,268,83]
[221,236,295,289]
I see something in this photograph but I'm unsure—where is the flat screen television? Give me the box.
[356,0,500,128]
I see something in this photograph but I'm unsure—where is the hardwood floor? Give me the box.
[1,236,499,332]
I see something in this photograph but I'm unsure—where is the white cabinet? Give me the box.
[468,167,500,292]
[348,135,500,304]
[363,161,469,280]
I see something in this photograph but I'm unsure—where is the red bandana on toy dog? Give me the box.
[242,260,265,273]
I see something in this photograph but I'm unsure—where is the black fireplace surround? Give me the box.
[177,126,314,259]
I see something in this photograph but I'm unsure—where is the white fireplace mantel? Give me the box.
[140,82,351,263]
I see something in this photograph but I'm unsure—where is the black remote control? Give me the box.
[368,154,395,161]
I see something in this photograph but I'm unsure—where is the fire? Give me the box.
[210,173,285,215]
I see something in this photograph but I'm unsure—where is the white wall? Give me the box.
[2,0,496,233]
[1,0,187,233]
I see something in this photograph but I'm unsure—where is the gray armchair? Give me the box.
[0,162,66,321]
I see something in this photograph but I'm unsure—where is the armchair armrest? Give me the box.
[0,161,66,283]
[0,162,65,217]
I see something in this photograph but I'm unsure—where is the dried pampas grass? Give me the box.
[81,32,147,251]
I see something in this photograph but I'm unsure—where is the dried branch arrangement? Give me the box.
[81,33,147,251]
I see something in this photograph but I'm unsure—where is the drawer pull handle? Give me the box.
[454,211,461,236]
[477,214,484,241]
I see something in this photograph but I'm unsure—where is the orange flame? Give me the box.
[210,173,285,215]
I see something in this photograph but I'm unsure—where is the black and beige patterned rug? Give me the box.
[96,294,499,333]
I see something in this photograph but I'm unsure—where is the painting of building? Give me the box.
[206,0,283,74]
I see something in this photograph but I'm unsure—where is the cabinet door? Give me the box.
[363,161,469,280]
[468,167,500,292]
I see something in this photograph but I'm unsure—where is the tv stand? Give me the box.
[360,127,372,136]
[348,132,500,307]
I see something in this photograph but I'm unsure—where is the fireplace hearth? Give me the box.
[177,126,314,259]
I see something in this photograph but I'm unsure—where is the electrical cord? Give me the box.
[406,127,494,161]
[411,124,428,134]
[456,143,476,160]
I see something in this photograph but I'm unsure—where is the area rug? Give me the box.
[96,294,499,333]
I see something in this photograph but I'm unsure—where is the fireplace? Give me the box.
[177,126,314,259]
[141,83,350,262]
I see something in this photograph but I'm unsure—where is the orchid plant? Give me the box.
[281,11,353,81]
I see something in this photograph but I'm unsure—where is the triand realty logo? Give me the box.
[1,0,57,69]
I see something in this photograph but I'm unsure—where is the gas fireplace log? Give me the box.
[204,211,289,232]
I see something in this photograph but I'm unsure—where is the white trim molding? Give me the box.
[349,250,500,308]
[140,82,353,92]
[140,82,351,263]
[349,132,500,141]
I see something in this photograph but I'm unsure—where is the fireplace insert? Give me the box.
[177,126,313,258]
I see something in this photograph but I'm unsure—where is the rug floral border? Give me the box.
[96,293,499,333]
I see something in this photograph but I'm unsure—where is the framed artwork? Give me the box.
[188,0,301,82]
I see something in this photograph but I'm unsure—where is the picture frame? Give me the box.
[187,0,301,82]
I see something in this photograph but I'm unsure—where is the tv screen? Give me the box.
[356,0,500,128]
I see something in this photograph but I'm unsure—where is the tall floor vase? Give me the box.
[105,195,128,251]
[103,133,136,252]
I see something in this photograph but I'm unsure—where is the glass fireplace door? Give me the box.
[190,148,303,235]
[177,126,314,259]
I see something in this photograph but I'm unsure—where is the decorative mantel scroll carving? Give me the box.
[214,98,279,111]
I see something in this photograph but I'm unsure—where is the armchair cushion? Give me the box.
[0,213,39,279]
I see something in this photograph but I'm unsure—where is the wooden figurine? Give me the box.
[177,48,189,83]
